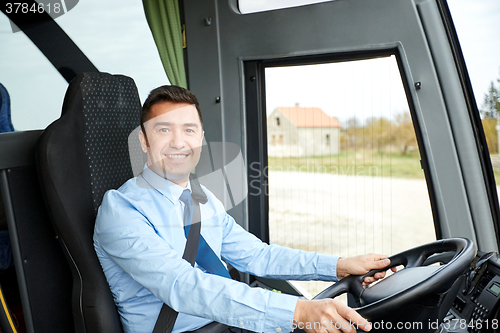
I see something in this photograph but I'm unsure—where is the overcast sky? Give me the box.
[0,0,499,130]
[265,56,407,125]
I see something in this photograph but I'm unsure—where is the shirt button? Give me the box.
[239,322,244,327]
[276,327,282,333]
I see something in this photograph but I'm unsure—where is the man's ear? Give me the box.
[139,130,149,153]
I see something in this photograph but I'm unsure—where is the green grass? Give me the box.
[268,152,500,184]
[267,150,425,179]
[493,171,500,185]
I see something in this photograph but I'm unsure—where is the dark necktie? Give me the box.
[179,189,231,278]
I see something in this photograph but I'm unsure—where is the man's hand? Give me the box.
[293,299,371,333]
[337,253,397,286]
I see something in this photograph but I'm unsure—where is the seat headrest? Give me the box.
[60,72,143,213]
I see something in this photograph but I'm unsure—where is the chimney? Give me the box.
[295,103,299,107]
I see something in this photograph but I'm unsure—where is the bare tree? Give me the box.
[392,112,417,155]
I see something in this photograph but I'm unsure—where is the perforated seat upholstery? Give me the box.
[37,72,144,333]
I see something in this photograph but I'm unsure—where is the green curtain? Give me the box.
[143,0,187,88]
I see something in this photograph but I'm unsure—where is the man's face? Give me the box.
[139,101,204,186]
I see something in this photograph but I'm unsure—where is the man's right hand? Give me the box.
[292,298,371,333]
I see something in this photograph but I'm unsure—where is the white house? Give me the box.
[267,104,341,157]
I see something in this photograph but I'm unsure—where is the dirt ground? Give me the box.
[266,170,437,298]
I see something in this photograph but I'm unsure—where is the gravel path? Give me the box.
[266,170,437,297]
[268,170,436,255]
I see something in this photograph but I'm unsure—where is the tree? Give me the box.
[342,116,361,150]
[481,70,500,154]
[345,116,360,129]
[392,112,417,155]
[482,81,500,119]
[481,70,500,119]
[364,116,393,152]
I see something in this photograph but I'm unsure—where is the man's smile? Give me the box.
[166,153,189,159]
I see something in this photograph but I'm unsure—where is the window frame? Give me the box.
[244,48,441,243]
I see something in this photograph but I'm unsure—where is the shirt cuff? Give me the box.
[262,292,298,333]
[315,254,340,281]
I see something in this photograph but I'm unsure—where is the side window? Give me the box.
[447,2,500,187]
[262,55,436,298]
[0,0,167,131]
[0,21,68,131]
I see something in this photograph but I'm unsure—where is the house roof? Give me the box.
[275,105,341,128]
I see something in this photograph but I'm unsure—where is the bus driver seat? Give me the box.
[37,72,145,333]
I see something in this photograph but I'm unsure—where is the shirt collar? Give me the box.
[139,165,191,203]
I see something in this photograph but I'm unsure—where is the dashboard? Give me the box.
[443,253,500,333]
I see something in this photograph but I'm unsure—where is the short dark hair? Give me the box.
[140,85,202,135]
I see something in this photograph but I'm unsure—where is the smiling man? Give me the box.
[138,99,203,187]
[93,85,393,333]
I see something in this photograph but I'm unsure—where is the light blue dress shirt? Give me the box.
[93,166,339,333]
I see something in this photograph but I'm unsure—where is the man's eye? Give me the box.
[186,129,194,133]
[159,128,169,133]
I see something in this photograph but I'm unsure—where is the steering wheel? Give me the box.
[314,238,476,322]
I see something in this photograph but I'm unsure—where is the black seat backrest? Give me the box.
[37,72,143,333]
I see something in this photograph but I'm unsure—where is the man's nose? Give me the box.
[169,130,186,149]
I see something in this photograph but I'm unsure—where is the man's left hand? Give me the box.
[337,254,397,286]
